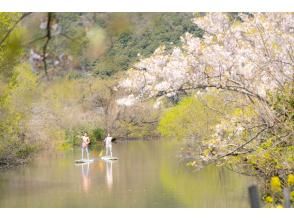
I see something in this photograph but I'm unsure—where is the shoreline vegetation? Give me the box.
[0,12,293,207]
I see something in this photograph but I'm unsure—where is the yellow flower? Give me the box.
[271,176,282,193]
[276,204,283,208]
[288,174,294,186]
[265,196,273,203]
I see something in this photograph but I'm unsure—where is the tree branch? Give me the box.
[42,12,53,79]
[216,127,268,160]
[26,35,47,45]
[0,12,32,47]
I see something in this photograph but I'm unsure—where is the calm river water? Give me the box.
[0,140,256,207]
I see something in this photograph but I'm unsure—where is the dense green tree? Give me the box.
[94,13,203,76]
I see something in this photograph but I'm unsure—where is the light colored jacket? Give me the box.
[104,136,112,147]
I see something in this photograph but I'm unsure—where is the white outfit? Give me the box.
[104,136,113,156]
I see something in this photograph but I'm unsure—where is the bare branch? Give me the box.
[25,35,47,46]
[216,127,268,160]
[42,12,53,79]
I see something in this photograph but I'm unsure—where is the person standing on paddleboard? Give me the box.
[104,133,113,157]
[80,132,90,160]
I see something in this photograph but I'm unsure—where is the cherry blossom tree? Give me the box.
[117,13,294,177]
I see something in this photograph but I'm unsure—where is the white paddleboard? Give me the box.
[75,159,94,164]
[101,156,118,160]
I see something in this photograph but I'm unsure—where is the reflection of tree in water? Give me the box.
[160,161,254,207]
[81,163,91,193]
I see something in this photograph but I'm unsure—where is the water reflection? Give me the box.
[0,140,256,207]
[105,161,114,190]
[78,158,116,193]
[80,162,91,193]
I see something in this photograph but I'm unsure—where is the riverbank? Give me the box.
[0,155,34,170]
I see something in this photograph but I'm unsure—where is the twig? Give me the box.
[26,35,47,45]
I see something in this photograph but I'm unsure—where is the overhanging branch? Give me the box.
[0,12,32,47]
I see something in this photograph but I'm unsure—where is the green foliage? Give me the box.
[16,145,36,159]
[189,83,294,183]
[268,83,294,136]
[231,105,256,118]
[92,128,105,141]
[0,13,25,80]
[56,13,88,56]
[0,63,37,164]
[118,120,155,138]
[63,127,105,151]
[32,77,114,152]
[158,93,222,139]
[234,84,294,178]
[291,191,294,202]
[84,27,107,61]
[93,13,203,76]
[115,101,160,139]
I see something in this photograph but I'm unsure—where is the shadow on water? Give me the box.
[0,140,257,207]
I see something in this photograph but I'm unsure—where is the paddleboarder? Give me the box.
[80,132,90,160]
[104,133,113,157]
